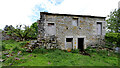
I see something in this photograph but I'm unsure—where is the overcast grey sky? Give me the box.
[0,0,119,29]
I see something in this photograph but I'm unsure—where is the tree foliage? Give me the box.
[106,9,120,47]
[28,22,38,39]
[106,9,120,33]
[3,22,38,41]
[4,25,15,31]
[14,25,32,40]
[4,25,15,36]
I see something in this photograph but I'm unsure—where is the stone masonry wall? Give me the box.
[38,14,106,50]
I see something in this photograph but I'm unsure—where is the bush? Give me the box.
[105,33,120,47]
[19,42,27,47]
[71,49,79,53]
[2,54,6,59]
[32,48,48,54]
[12,46,21,52]
[2,43,6,51]
[2,39,15,44]
[85,46,93,51]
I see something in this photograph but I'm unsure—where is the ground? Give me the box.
[1,39,119,67]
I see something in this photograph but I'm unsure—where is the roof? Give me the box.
[40,12,106,18]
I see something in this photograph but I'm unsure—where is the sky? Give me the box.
[0,0,120,29]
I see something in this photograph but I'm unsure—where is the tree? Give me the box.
[4,25,9,31]
[3,22,38,41]
[14,25,32,41]
[29,22,38,39]
[106,9,120,33]
[3,25,15,36]
[24,22,38,39]
[106,9,120,47]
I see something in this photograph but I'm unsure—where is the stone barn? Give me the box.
[37,12,106,50]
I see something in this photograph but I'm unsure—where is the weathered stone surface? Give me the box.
[37,12,106,50]
[0,59,5,62]
[15,57,20,60]
[6,55,10,58]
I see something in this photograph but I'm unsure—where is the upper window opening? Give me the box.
[72,18,78,26]
[66,38,73,42]
[48,23,54,26]
[97,22,102,35]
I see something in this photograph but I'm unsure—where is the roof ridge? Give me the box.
[40,12,106,18]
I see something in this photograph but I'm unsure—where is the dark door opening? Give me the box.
[78,38,84,51]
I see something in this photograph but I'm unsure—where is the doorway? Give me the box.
[78,38,84,51]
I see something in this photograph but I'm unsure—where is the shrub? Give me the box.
[105,33,120,47]
[2,54,6,59]
[71,49,79,53]
[2,39,15,44]
[19,42,27,47]
[12,46,21,52]
[2,43,6,51]
[32,48,48,54]
[85,46,93,51]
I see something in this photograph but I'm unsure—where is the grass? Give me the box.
[2,39,119,66]
[2,39,29,50]
[15,49,118,66]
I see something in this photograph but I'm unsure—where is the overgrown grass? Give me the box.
[2,39,119,66]
[2,39,30,50]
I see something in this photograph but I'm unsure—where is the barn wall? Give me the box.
[38,14,106,50]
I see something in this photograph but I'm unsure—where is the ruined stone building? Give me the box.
[37,12,106,50]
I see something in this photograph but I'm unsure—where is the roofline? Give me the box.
[40,12,106,18]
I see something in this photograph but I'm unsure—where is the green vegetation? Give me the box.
[2,40,118,66]
[2,39,30,51]
[29,22,38,39]
[105,33,120,47]
[3,22,38,41]
[1,8,120,67]
[106,9,120,33]
[106,8,120,47]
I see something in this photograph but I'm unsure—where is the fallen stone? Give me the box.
[6,55,10,58]
[28,45,32,47]
[4,53,9,55]
[30,43,35,45]
[12,51,15,53]
[48,62,51,64]
[9,63,13,66]
[10,54,14,56]
[17,51,22,55]
[15,57,20,60]
[34,40,37,43]
[22,57,24,59]
[0,59,5,62]
[51,46,53,49]
[29,54,32,56]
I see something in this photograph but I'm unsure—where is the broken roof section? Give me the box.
[40,12,106,18]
